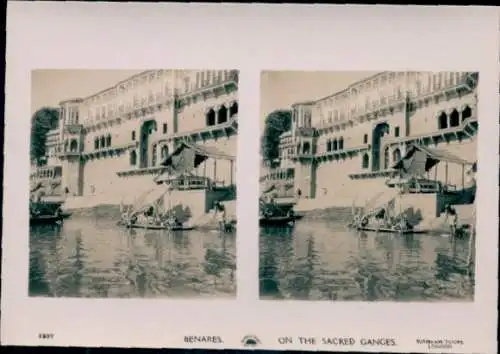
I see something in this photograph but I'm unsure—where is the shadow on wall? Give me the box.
[400,207,423,227]
[168,204,193,223]
[205,187,237,213]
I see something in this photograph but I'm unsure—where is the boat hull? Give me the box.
[259,216,299,227]
[356,226,428,234]
[125,223,194,231]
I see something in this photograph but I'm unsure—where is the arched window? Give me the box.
[362,153,370,169]
[332,139,338,151]
[100,136,106,148]
[94,137,99,150]
[161,145,169,159]
[392,148,401,164]
[206,108,216,126]
[383,146,390,169]
[462,105,472,122]
[438,112,448,129]
[130,150,137,166]
[303,142,311,155]
[338,137,344,150]
[449,109,460,127]
[70,139,78,152]
[229,102,238,118]
[326,140,332,152]
[217,105,228,124]
[106,134,112,147]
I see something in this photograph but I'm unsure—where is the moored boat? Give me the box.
[355,225,428,234]
[30,214,64,225]
[125,223,195,231]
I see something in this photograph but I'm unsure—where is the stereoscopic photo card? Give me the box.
[2,2,499,353]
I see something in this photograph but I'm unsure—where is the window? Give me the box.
[338,137,344,150]
[332,139,338,151]
[130,150,137,166]
[94,137,99,150]
[393,148,401,164]
[163,123,168,134]
[100,136,106,148]
[438,112,448,129]
[462,105,472,121]
[363,134,368,144]
[383,146,390,169]
[106,134,112,147]
[450,109,460,127]
[152,144,157,166]
[132,130,136,141]
[394,126,400,137]
[362,154,369,169]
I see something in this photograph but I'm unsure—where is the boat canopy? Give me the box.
[155,141,235,182]
[392,144,474,176]
[261,183,276,194]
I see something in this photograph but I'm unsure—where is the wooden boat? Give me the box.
[355,226,428,234]
[259,215,298,226]
[125,222,194,231]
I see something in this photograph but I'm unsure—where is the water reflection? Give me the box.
[29,216,236,298]
[260,220,475,302]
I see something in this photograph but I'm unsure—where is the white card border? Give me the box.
[3,2,499,353]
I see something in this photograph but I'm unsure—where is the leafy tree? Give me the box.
[261,109,292,163]
[30,107,60,166]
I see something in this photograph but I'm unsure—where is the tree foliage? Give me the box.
[30,107,60,166]
[261,109,292,163]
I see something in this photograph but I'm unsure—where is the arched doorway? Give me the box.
[371,122,390,172]
[139,120,157,168]
[303,141,311,155]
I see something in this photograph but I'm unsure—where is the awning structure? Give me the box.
[392,144,474,175]
[155,141,235,181]
[261,183,276,194]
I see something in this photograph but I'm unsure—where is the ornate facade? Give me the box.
[33,69,239,200]
[263,71,478,200]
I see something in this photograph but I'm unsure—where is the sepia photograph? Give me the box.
[259,71,478,302]
[29,69,238,298]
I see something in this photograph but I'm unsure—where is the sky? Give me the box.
[31,69,144,115]
[260,71,378,130]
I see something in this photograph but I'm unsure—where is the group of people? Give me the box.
[352,208,413,231]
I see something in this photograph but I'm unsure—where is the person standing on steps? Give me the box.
[444,204,458,237]
[214,201,226,232]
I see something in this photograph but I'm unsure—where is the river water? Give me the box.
[260,219,475,301]
[29,215,237,298]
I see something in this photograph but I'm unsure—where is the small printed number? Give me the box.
[38,333,55,339]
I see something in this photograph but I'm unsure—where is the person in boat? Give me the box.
[444,204,458,236]
[214,201,227,231]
